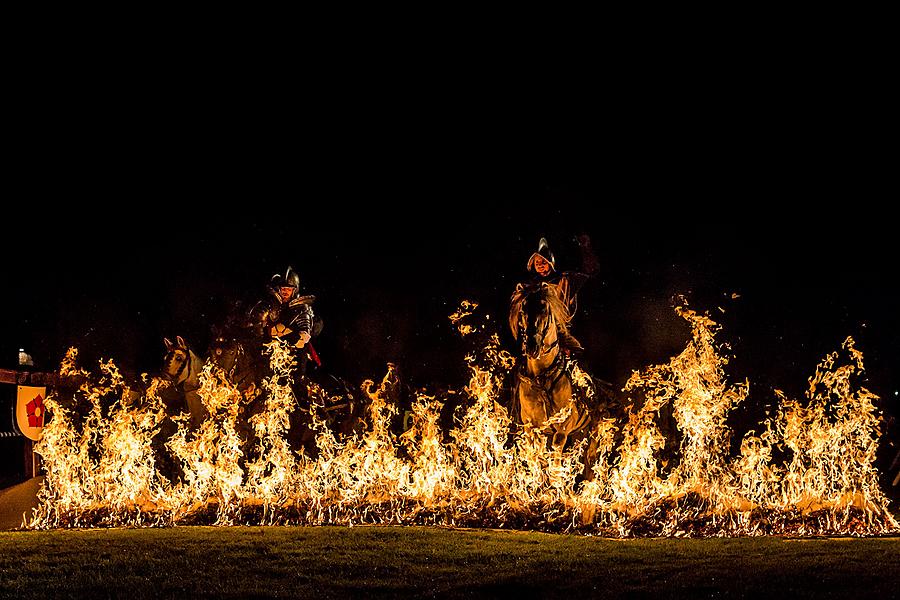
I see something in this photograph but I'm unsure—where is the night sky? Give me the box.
[3,100,898,440]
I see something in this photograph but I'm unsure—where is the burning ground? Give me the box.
[24,303,899,536]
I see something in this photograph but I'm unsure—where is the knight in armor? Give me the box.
[248,266,322,376]
[523,235,598,355]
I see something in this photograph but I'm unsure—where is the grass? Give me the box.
[0,526,898,599]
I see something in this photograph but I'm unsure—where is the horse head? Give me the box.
[510,282,570,360]
[207,326,265,397]
[208,333,244,377]
[162,335,192,384]
[162,335,209,429]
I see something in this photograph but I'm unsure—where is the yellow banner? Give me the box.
[16,385,46,441]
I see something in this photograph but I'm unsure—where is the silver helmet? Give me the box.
[526,237,556,272]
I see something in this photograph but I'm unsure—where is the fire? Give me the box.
[28,304,898,536]
[244,340,298,506]
[449,300,479,336]
[767,338,889,525]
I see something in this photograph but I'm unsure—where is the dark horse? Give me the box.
[509,282,612,478]
[208,332,366,456]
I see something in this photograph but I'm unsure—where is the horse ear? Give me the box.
[164,338,173,351]
[515,283,524,293]
[176,336,187,349]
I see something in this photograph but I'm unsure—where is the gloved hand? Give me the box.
[295,331,311,348]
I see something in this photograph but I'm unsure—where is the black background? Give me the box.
[2,73,898,474]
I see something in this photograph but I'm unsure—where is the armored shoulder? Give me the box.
[289,295,315,307]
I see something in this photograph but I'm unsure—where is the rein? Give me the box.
[517,349,566,392]
[518,312,559,361]
[212,339,262,394]
[517,298,565,389]
[226,342,256,388]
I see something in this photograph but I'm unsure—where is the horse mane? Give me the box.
[509,282,571,340]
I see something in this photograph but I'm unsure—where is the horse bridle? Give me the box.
[520,306,559,360]
[213,339,259,394]
[225,342,251,386]
[166,349,192,388]
[517,305,567,396]
[213,339,243,378]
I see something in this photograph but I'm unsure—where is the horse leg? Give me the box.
[185,390,208,430]
[552,431,568,450]
[581,433,601,482]
[287,405,315,457]
[517,379,549,430]
[548,376,577,452]
[301,426,319,459]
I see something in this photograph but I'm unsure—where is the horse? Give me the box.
[509,281,611,478]
[208,332,366,457]
[161,335,208,429]
[209,331,266,400]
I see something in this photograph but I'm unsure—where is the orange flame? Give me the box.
[28,303,898,536]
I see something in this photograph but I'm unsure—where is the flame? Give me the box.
[28,302,898,536]
[766,338,892,529]
[449,300,479,336]
[244,340,298,505]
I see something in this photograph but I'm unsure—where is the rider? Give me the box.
[523,234,598,356]
[248,266,321,376]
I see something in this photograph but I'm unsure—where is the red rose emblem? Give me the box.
[26,394,44,428]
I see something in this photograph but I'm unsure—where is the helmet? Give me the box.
[270,266,300,294]
[526,237,556,273]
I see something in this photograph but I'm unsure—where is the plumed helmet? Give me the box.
[270,266,300,292]
[526,237,556,272]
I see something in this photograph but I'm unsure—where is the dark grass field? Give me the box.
[1,527,898,599]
